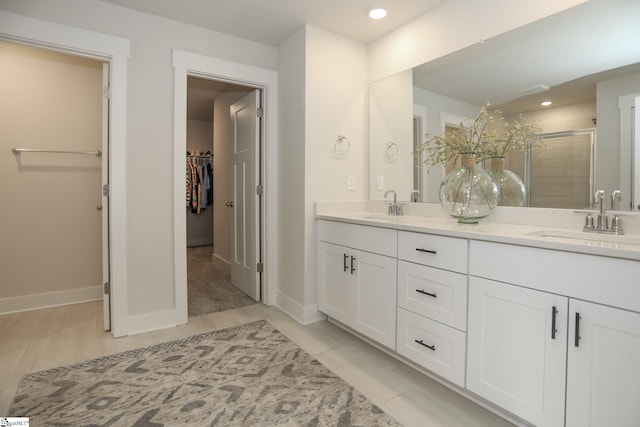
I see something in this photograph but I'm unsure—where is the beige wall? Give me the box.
[0,0,593,327]
[0,0,277,317]
[277,26,307,309]
[0,41,103,301]
[304,26,368,315]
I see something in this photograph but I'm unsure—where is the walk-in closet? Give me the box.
[185,76,257,317]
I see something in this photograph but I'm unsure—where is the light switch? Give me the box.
[347,174,356,191]
[377,176,384,190]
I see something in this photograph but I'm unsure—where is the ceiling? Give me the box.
[99,0,450,120]
[99,0,448,46]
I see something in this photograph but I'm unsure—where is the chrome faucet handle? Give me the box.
[611,215,624,234]
[611,190,622,211]
[584,212,594,229]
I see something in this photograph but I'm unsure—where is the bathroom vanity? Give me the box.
[316,203,640,427]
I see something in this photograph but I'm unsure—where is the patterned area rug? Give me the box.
[10,320,401,426]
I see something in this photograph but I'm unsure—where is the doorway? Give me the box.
[172,50,278,325]
[185,76,262,317]
[0,40,111,328]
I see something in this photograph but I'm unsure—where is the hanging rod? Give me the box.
[12,147,102,158]
[186,154,212,158]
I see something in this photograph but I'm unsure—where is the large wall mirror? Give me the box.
[370,0,640,211]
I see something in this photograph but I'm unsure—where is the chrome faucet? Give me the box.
[384,189,403,215]
[584,189,624,235]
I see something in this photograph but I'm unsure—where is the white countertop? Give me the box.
[316,210,640,262]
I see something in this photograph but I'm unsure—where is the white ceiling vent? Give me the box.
[518,84,550,95]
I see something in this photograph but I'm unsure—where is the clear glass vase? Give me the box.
[487,157,526,207]
[439,155,499,223]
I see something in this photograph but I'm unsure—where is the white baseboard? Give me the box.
[187,238,213,247]
[211,253,230,271]
[0,286,102,315]
[275,290,326,325]
[126,308,187,336]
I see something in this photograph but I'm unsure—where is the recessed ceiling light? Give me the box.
[541,101,552,106]
[368,8,387,20]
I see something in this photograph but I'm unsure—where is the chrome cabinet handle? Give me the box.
[551,306,558,339]
[350,256,356,274]
[416,289,437,298]
[415,248,437,254]
[415,339,436,351]
[343,254,349,272]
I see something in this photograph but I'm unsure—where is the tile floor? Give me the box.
[0,302,517,426]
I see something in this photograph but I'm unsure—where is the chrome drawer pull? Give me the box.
[416,289,437,298]
[415,248,437,254]
[414,339,436,351]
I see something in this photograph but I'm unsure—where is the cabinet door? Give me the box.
[317,241,351,324]
[467,277,568,427]
[351,250,397,349]
[566,300,640,427]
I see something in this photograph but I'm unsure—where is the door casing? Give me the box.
[0,11,130,337]
[172,50,279,325]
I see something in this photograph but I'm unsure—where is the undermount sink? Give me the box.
[355,214,393,222]
[526,229,640,246]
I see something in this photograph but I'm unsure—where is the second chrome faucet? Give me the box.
[584,190,624,235]
[384,189,403,215]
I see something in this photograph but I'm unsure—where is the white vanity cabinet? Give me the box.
[468,240,640,427]
[467,276,568,427]
[566,299,640,427]
[317,220,397,349]
[396,231,468,387]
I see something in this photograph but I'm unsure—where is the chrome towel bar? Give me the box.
[12,147,102,158]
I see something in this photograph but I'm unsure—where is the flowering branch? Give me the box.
[415,103,543,167]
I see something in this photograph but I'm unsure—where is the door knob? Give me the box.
[225,201,234,207]
[97,205,103,211]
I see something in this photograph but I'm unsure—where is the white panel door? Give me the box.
[566,300,640,426]
[101,62,110,330]
[230,90,260,300]
[467,277,568,427]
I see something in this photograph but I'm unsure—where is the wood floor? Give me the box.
[0,302,515,426]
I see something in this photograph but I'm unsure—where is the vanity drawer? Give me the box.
[469,240,640,313]
[398,261,467,331]
[317,220,397,257]
[397,308,466,387]
[398,231,468,273]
